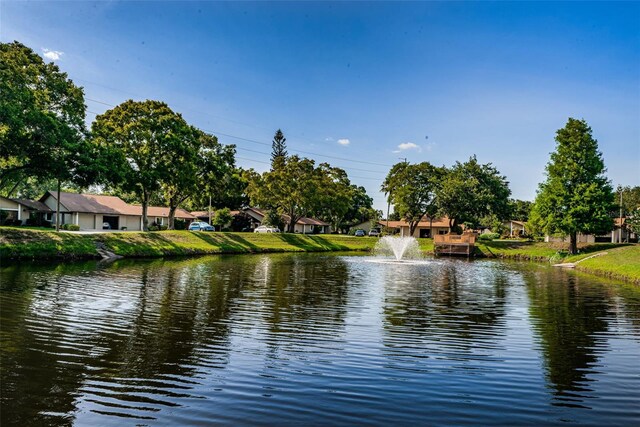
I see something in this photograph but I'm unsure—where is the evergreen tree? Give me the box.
[271,129,287,169]
[530,118,615,254]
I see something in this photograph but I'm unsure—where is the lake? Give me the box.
[1,253,639,426]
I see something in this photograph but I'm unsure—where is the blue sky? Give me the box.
[2,1,639,211]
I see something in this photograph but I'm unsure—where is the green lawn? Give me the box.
[0,227,377,259]
[571,245,640,284]
[0,227,99,259]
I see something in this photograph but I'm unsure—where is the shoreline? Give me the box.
[1,228,637,284]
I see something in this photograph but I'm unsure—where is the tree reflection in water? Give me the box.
[526,268,613,406]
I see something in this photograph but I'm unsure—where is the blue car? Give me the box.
[189,221,214,231]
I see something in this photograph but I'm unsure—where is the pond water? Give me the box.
[1,254,639,426]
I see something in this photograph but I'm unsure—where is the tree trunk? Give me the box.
[569,232,578,255]
[168,205,177,230]
[142,191,150,232]
[167,194,177,230]
[409,221,418,237]
[55,179,61,232]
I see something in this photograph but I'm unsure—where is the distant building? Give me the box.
[1,192,196,230]
[353,216,451,238]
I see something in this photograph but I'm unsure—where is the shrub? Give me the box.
[148,225,159,231]
[159,225,168,231]
[478,232,500,241]
[61,224,80,231]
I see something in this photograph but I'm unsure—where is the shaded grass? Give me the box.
[0,227,98,260]
[98,231,377,257]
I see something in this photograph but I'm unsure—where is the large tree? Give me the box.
[436,156,511,231]
[313,164,357,232]
[382,161,443,236]
[161,128,235,229]
[247,155,352,233]
[91,100,193,231]
[530,118,614,254]
[271,129,287,169]
[509,199,533,222]
[186,166,249,212]
[248,155,318,232]
[0,41,98,229]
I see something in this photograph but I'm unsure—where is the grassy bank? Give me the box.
[474,240,628,261]
[567,245,640,285]
[0,227,376,260]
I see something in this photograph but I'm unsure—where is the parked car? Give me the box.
[368,229,380,237]
[189,221,214,231]
[254,225,280,233]
[102,222,111,230]
[354,229,366,237]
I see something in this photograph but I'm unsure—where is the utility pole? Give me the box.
[208,195,212,226]
[619,186,623,243]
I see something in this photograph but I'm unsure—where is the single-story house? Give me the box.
[546,217,637,244]
[355,216,451,238]
[38,191,195,231]
[236,207,331,234]
[503,220,527,238]
[1,196,52,225]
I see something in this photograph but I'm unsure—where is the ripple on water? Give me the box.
[1,255,639,426]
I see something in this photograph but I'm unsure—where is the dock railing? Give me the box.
[434,233,477,256]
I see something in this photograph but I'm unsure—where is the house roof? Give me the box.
[42,191,134,215]
[41,191,195,219]
[10,198,52,212]
[293,216,330,226]
[505,220,526,227]
[144,206,195,219]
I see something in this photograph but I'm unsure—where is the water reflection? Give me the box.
[1,255,639,425]
[382,261,510,350]
[525,268,621,406]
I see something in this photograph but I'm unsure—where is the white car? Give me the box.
[254,225,280,233]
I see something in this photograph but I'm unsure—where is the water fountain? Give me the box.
[374,235,422,261]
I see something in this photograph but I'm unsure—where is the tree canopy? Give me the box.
[0,41,94,195]
[247,155,356,233]
[91,100,193,230]
[271,129,287,169]
[530,118,614,254]
[382,161,443,236]
[436,156,511,231]
[161,128,235,228]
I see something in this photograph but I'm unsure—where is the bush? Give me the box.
[478,232,500,241]
[159,225,168,231]
[174,218,187,230]
[148,225,159,231]
[61,224,80,231]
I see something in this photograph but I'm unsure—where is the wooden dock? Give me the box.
[434,233,477,257]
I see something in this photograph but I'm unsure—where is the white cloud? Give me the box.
[397,142,421,151]
[337,138,350,146]
[325,137,334,142]
[42,48,63,61]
